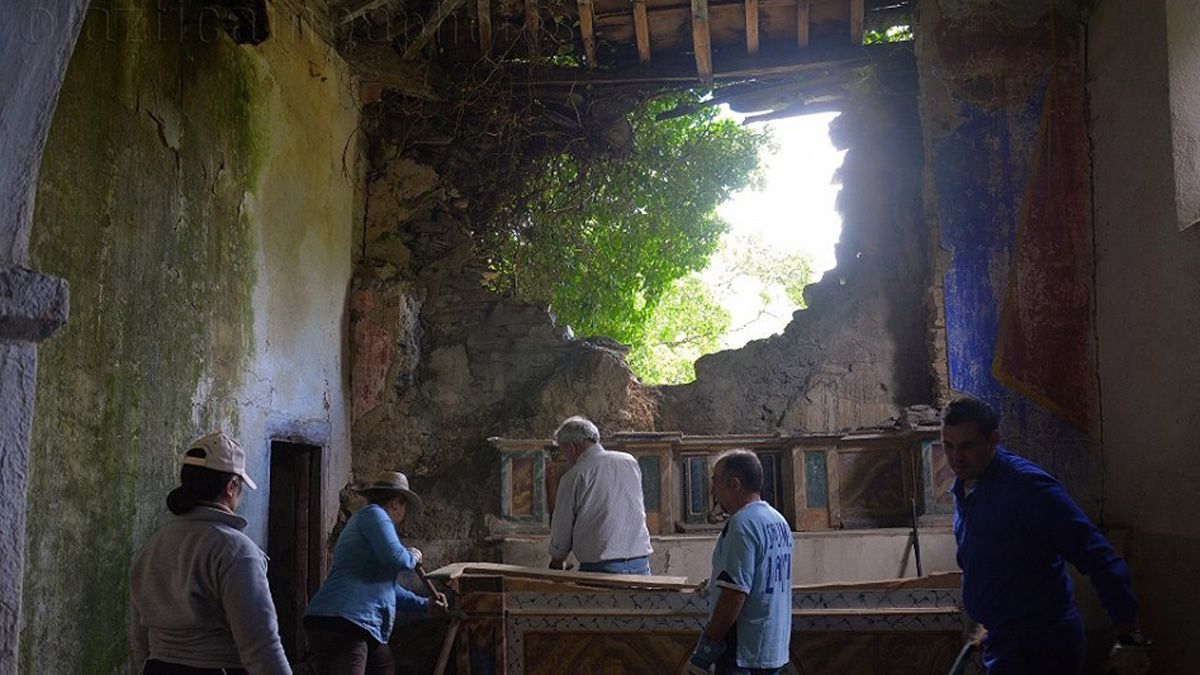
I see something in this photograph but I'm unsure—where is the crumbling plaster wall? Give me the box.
[1089,1,1200,669]
[19,0,361,671]
[657,60,934,435]
[915,0,1102,510]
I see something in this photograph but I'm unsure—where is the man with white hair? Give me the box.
[547,416,654,574]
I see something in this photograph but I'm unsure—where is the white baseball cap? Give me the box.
[184,431,258,490]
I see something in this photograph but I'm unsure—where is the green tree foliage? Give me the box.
[863,24,913,44]
[720,234,816,309]
[627,274,731,385]
[484,92,767,353]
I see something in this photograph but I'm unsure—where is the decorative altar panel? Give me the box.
[833,433,921,529]
[491,428,946,537]
[921,439,955,520]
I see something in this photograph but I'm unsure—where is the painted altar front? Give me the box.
[427,563,970,675]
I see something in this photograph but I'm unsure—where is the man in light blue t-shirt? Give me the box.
[686,449,793,675]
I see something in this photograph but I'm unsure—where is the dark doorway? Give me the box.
[267,440,324,665]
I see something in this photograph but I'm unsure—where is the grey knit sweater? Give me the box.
[129,507,291,674]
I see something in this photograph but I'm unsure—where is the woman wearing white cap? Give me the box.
[129,431,290,675]
[303,470,446,675]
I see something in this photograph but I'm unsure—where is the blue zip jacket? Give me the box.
[305,504,428,643]
[952,449,1137,631]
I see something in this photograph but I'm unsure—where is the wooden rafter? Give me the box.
[691,0,712,83]
[796,0,809,48]
[478,0,493,56]
[634,0,651,63]
[403,0,468,60]
[509,44,872,86]
[745,0,759,56]
[849,0,863,45]
[336,0,392,25]
[525,0,540,58]
[578,0,597,67]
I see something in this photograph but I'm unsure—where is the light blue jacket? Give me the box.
[305,504,428,643]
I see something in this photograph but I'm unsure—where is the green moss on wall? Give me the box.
[20,0,274,671]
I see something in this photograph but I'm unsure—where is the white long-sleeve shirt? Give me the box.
[548,444,653,564]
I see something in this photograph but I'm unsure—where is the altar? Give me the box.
[425,563,970,675]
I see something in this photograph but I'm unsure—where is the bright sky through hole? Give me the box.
[705,109,846,350]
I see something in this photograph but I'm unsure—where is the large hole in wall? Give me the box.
[352,44,928,561]
[698,109,846,374]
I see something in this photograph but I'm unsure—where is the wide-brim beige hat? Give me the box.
[356,470,422,512]
[184,431,258,490]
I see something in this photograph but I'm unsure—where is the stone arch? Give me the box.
[0,2,88,671]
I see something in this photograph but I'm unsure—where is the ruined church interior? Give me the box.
[2,0,1198,673]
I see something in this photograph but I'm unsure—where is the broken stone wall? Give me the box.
[914,0,1102,511]
[348,147,655,564]
[20,1,361,671]
[1089,0,1200,669]
[657,55,935,435]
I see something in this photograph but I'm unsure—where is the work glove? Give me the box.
[426,591,449,616]
[408,546,423,565]
[1104,629,1152,675]
[686,634,725,674]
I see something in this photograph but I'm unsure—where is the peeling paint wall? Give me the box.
[1089,1,1200,670]
[19,0,360,671]
[915,0,1101,509]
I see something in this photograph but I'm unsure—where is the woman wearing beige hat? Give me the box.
[302,471,446,675]
[129,431,290,675]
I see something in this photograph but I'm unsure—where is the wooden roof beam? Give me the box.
[739,0,758,55]
[579,0,597,67]
[691,0,713,83]
[478,0,493,57]
[745,0,759,56]
[336,0,392,25]
[849,0,863,45]
[796,0,809,48]
[403,0,467,60]
[526,0,540,58]
[634,0,651,63]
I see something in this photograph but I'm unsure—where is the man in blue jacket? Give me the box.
[943,397,1145,674]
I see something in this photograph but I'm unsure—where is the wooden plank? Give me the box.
[308,448,326,585]
[796,0,808,48]
[403,0,468,60]
[826,443,842,528]
[478,0,493,56]
[426,562,693,588]
[336,0,391,25]
[848,0,863,45]
[634,0,651,62]
[505,606,962,617]
[525,0,540,58]
[519,55,866,85]
[690,0,712,83]
[745,0,759,56]
[578,0,597,67]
